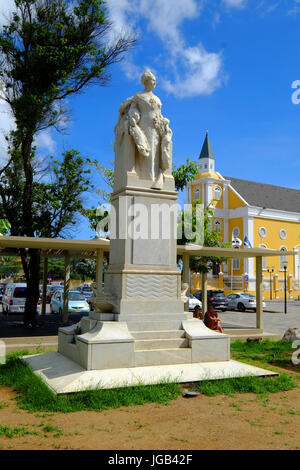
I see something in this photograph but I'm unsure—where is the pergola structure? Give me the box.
[0,236,295,331]
[177,244,295,333]
[0,236,110,322]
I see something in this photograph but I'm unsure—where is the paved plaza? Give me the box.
[220,301,300,336]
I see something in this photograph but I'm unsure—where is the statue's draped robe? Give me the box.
[114,90,171,188]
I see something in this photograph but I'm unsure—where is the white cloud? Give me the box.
[162,44,223,98]
[0,0,15,26]
[222,0,247,8]
[256,1,280,15]
[108,0,223,98]
[288,0,300,16]
[0,99,14,162]
[0,2,56,161]
[34,130,56,154]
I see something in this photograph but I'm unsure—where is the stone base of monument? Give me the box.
[22,352,278,394]
[58,315,230,371]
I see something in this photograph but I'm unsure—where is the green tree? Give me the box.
[43,258,65,281]
[71,258,96,281]
[172,158,200,192]
[0,256,23,278]
[0,0,135,326]
[84,158,200,235]
[0,219,11,236]
[81,159,113,234]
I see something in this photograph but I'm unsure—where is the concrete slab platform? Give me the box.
[22,352,278,394]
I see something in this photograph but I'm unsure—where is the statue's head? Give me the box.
[141,69,156,91]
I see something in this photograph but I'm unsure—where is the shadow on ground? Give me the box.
[0,312,89,338]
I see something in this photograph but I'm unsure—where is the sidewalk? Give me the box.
[3,336,58,353]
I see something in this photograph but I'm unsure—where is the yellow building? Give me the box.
[186,131,300,299]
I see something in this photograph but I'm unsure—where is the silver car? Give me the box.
[189,294,202,311]
[227,293,266,312]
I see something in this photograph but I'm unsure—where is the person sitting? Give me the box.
[204,304,223,333]
[193,304,203,320]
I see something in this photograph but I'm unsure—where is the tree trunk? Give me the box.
[22,133,34,236]
[21,248,40,327]
[21,133,40,326]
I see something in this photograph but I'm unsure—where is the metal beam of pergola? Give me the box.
[0,237,295,329]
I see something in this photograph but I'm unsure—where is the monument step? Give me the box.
[131,330,185,340]
[126,320,187,332]
[117,313,193,322]
[134,338,189,351]
[135,348,192,367]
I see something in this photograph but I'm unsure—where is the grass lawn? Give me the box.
[231,338,300,370]
[0,341,299,450]
[0,340,298,413]
[0,351,182,413]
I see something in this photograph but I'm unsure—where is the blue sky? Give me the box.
[1,0,300,239]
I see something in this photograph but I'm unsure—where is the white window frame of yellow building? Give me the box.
[259,226,267,239]
[232,227,240,238]
[214,185,222,201]
[232,258,240,270]
[279,229,287,240]
[260,244,267,271]
[280,246,288,271]
[294,245,300,282]
[214,219,222,233]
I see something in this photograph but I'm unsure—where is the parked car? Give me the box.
[226,292,266,312]
[188,294,202,311]
[76,285,95,310]
[50,281,64,286]
[194,289,228,312]
[2,283,41,315]
[46,284,63,302]
[50,290,90,314]
[76,285,94,300]
[0,283,6,303]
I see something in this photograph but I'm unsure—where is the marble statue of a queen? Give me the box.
[114,69,173,191]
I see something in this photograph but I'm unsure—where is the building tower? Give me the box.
[199,130,215,173]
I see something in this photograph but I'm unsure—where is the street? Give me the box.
[220,300,300,336]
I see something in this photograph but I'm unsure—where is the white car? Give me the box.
[189,294,202,311]
[227,293,266,312]
[2,283,41,315]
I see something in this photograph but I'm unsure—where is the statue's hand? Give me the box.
[137,144,150,157]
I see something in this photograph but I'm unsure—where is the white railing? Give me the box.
[223,275,244,291]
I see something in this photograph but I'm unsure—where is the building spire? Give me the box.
[198,131,215,173]
[199,130,214,160]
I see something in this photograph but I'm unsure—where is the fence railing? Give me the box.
[223,275,244,291]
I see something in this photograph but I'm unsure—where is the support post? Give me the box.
[182,253,189,285]
[284,266,287,314]
[96,249,104,296]
[41,256,48,315]
[63,251,70,324]
[201,271,208,315]
[256,256,263,330]
[218,271,224,290]
[182,253,189,311]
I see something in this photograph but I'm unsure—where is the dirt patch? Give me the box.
[0,371,299,450]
